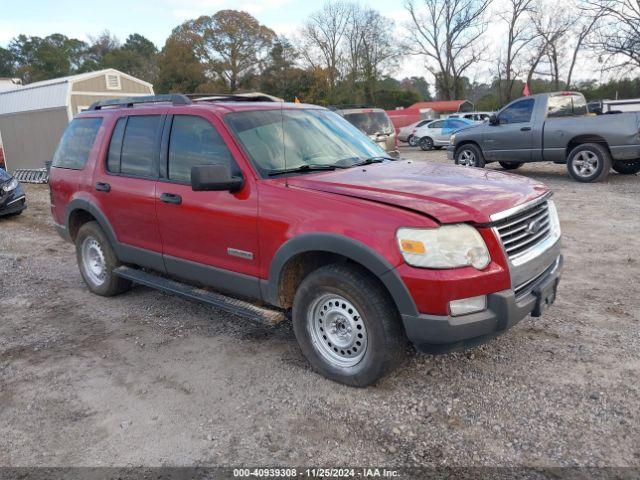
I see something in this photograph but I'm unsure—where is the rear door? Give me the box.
[93,112,165,271]
[482,98,535,162]
[154,112,260,297]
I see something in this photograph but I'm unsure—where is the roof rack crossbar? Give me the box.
[88,94,191,111]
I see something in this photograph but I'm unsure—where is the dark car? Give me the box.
[0,168,26,217]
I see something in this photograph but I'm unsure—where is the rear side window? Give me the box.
[499,99,534,124]
[107,115,162,177]
[429,120,445,129]
[168,115,235,183]
[548,95,588,117]
[52,118,102,169]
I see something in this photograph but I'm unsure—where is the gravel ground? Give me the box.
[0,148,639,468]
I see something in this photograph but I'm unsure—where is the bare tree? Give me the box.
[498,0,538,102]
[586,0,640,72]
[299,1,352,98]
[405,0,492,100]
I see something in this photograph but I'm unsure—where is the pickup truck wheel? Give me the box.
[567,143,612,182]
[292,264,406,387]
[499,161,522,170]
[408,135,419,147]
[455,144,485,167]
[75,221,131,296]
[612,160,640,175]
[419,137,434,151]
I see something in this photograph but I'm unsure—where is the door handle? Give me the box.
[160,193,182,205]
[95,182,110,192]
[520,126,532,131]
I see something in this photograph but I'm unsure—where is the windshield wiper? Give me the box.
[351,156,396,167]
[268,164,336,177]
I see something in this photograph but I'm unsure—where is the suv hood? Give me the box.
[287,160,549,224]
[0,168,11,182]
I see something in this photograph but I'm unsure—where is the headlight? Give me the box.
[450,134,456,145]
[1,178,18,193]
[547,199,561,240]
[397,224,491,269]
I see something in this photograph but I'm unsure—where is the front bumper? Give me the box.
[0,186,27,216]
[446,146,455,160]
[403,254,563,353]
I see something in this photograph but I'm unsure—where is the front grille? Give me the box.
[494,200,551,259]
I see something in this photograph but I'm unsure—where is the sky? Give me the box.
[0,0,601,85]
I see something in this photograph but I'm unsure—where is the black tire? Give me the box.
[292,263,406,387]
[75,221,131,296]
[419,137,434,151]
[612,160,640,175]
[408,135,419,147]
[499,161,522,170]
[454,143,485,168]
[566,143,612,182]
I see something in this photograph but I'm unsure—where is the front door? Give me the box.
[482,98,535,162]
[154,112,260,298]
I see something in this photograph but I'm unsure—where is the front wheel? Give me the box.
[612,160,640,175]
[566,143,611,182]
[75,221,131,296]
[292,264,406,387]
[408,135,419,147]
[454,144,485,167]
[499,161,522,170]
[419,137,434,151]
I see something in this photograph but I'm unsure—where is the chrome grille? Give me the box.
[494,200,551,259]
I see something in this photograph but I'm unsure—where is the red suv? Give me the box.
[49,94,563,386]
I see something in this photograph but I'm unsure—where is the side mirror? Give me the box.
[191,164,244,192]
[489,114,499,126]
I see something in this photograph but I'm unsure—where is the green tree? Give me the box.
[101,34,158,83]
[156,36,207,93]
[0,47,15,76]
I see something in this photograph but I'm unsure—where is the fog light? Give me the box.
[449,295,487,316]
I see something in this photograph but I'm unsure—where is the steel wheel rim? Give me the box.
[81,236,107,286]
[422,138,433,149]
[458,149,476,166]
[573,151,599,177]
[308,294,368,368]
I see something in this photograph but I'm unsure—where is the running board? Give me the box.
[114,266,285,326]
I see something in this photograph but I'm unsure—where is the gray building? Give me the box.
[0,69,153,170]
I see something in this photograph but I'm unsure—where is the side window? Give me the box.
[499,99,535,124]
[417,120,429,127]
[429,120,445,129]
[118,115,162,177]
[168,115,235,183]
[52,117,103,169]
[107,117,126,173]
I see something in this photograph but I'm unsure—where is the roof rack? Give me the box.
[88,94,191,111]
[188,92,281,103]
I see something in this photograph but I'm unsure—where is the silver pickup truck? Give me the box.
[447,91,640,182]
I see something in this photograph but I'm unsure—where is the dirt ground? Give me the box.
[1,148,639,468]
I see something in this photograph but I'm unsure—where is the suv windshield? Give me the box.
[225,108,389,177]
[342,111,393,135]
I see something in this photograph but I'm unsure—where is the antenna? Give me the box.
[281,99,288,188]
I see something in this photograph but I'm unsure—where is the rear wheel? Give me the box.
[612,159,640,175]
[455,144,485,168]
[75,221,131,296]
[499,161,522,170]
[292,264,406,387]
[419,137,434,151]
[408,135,419,147]
[566,143,611,182]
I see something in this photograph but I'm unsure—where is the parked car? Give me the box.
[49,94,563,387]
[414,118,475,151]
[0,167,26,217]
[333,106,398,155]
[398,119,431,146]
[449,111,493,122]
[449,91,640,182]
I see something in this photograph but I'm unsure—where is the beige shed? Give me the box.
[0,69,153,170]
